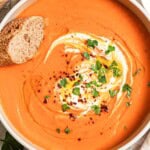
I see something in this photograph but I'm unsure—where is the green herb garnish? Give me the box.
[147,82,150,87]
[91,105,101,115]
[92,88,99,97]
[86,82,92,88]
[95,60,102,70]
[0,132,24,150]
[79,74,83,81]
[109,60,118,69]
[105,45,115,54]
[56,128,61,134]
[98,75,107,84]
[91,80,101,87]
[87,39,98,48]
[112,67,121,77]
[91,60,102,72]
[126,102,131,107]
[83,52,90,60]
[122,84,132,97]
[109,90,118,98]
[60,78,68,87]
[133,68,141,76]
[45,95,50,99]
[74,81,80,86]
[109,61,121,77]
[64,127,71,134]
[99,67,107,75]
[72,87,80,96]
[62,104,70,112]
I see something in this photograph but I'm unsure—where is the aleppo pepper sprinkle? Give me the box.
[56,128,61,134]
[43,95,50,104]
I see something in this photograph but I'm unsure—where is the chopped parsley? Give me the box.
[73,81,80,86]
[98,75,107,84]
[112,67,121,77]
[126,102,132,107]
[62,104,70,112]
[64,127,71,134]
[79,74,83,81]
[72,87,80,96]
[87,39,98,48]
[60,78,68,88]
[91,80,101,87]
[109,60,118,69]
[147,82,150,87]
[122,84,132,97]
[109,90,118,98]
[91,105,101,115]
[92,88,99,97]
[99,67,107,75]
[96,60,102,70]
[109,61,121,77]
[105,45,115,54]
[86,82,92,88]
[56,128,61,134]
[133,68,141,76]
[83,52,90,60]
[44,95,50,99]
[91,60,102,72]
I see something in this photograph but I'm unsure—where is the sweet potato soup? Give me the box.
[0,0,150,149]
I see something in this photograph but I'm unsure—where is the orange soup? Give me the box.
[0,0,150,149]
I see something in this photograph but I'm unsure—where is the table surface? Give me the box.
[0,0,149,150]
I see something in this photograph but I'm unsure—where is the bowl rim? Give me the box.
[0,0,149,150]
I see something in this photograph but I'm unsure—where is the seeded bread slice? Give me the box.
[0,16,44,66]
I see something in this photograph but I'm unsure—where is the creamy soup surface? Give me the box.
[0,0,150,149]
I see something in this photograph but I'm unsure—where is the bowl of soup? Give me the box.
[0,0,149,149]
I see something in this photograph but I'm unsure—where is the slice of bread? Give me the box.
[0,16,44,66]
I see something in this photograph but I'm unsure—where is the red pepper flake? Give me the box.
[81,58,84,61]
[57,84,61,88]
[101,105,108,113]
[66,61,70,65]
[43,99,48,104]
[77,138,81,141]
[103,64,108,69]
[37,89,41,93]
[100,132,103,135]
[89,117,93,120]
[90,54,95,57]
[69,113,76,121]
[78,99,83,103]
[53,75,56,78]
[65,54,68,57]
[92,121,95,124]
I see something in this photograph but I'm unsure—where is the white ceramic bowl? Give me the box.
[0,0,149,149]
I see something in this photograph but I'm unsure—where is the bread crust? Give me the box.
[0,18,24,66]
[0,16,44,66]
